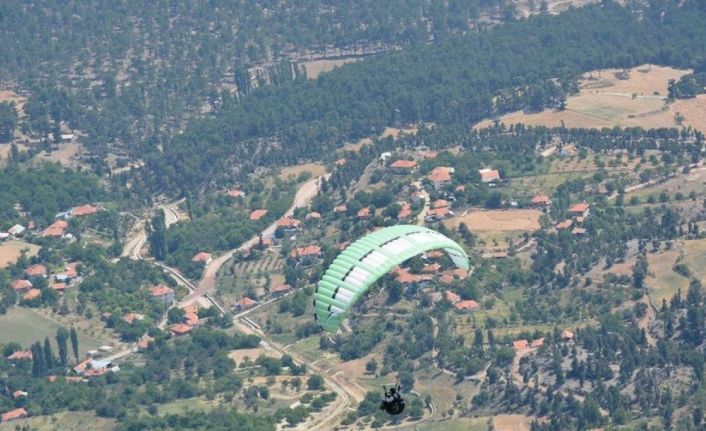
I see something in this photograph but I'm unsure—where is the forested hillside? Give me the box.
[149,0,706,192]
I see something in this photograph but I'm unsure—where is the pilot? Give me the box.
[380,384,405,415]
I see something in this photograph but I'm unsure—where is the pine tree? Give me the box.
[31,342,44,377]
[56,327,69,366]
[70,327,79,362]
[44,337,54,371]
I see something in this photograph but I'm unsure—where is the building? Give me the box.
[10,279,32,292]
[357,207,372,219]
[7,350,32,361]
[182,305,199,326]
[555,219,573,230]
[445,290,461,304]
[137,335,154,351]
[272,284,293,297]
[389,159,417,172]
[335,158,347,166]
[42,219,68,237]
[71,205,99,217]
[454,300,480,313]
[425,207,449,222]
[192,252,212,265]
[226,189,245,198]
[12,391,28,399]
[531,194,551,207]
[305,211,321,221]
[170,323,193,336]
[22,289,41,301]
[276,216,301,231]
[568,202,590,217]
[24,264,47,278]
[333,204,347,213]
[422,263,441,274]
[479,168,500,183]
[121,313,145,324]
[290,245,322,265]
[235,297,258,311]
[249,209,268,221]
[432,199,448,209]
[428,167,453,189]
[513,339,529,351]
[397,203,412,220]
[572,227,587,236]
[7,224,25,236]
[149,284,175,305]
[51,282,67,293]
[531,338,545,348]
[561,330,575,341]
[1,408,28,423]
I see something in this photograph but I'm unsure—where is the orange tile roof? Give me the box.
[453,268,468,279]
[85,368,109,378]
[479,169,500,182]
[65,376,83,383]
[72,205,99,217]
[290,245,321,258]
[426,207,449,218]
[170,323,193,335]
[395,270,420,284]
[333,204,347,213]
[561,330,575,340]
[397,203,412,220]
[226,189,245,198]
[41,220,69,237]
[455,185,466,192]
[572,227,587,235]
[12,391,27,399]
[531,338,545,348]
[454,300,479,311]
[137,336,154,350]
[390,159,417,169]
[192,252,212,262]
[445,291,461,303]
[2,408,28,422]
[237,297,257,308]
[420,150,438,159]
[423,263,441,273]
[276,216,301,228]
[67,261,81,271]
[531,194,550,205]
[249,209,268,220]
[555,219,573,230]
[24,264,47,277]
[10,279,32,291]
[182,305,199,326]
[7,350,32,361]
[429,167,452,183]
[73,358,92,374]
[305,211,321,220]
[357,207,371,218]
[23,289,41,301]
[51,282,67,292]
[568,202,590,213]
[513,340,529,350]
[432,199,448,209]
[439,274,455,284]
[150,284,174,297]
[426,251,444,259]
[272,284,292,293]
[121,313,145,324]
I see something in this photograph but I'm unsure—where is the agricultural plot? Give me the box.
[299,57,360,79]
[0,411,115,431]
[278,162,327,181]
[444,210,541,232]
[0,239,40,268]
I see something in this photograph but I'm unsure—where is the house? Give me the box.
[192,252,212,265]
[74,359,114,377]
[7,350,32,361]
[455,185,466,193]
[396,270,420,285]
[121,313,145,324]
[71,205,99,217]
[445,290,461,304]
[513,339,529,351]
[170,323,193,336]
[235,297,258,311]
[149,284,175,305]
[51,282,67,293]
[482,248,508,259]
[7,224,25,236]
[42,219,68,237]
[0,232,9,240]
[453,268,469,279]
[439,274,455,284]
[357,207,372,219]
[454,300,480,313]
[572,227,587,236]
[54,268,78,282]
[423,263,441,274]
[182,305,199,326]
[10,279,32,292]
[226,189,245,198]
[333,204,347,213]
[568,202,590,217]
[479,168,501,183]
[425,250,444,260]
[432,199,447,209]
[272,284,293,297]
[531,338,545,348]
[555,219,573,230]
[305,212,321,221]
[419,150,438,159]
[12,391,27,399]
[334,158,347,166]
[24,264,47,278]
[1,408,28,423]
[276,216,301,231]
[249,209,268,221]
[290,245,322,264]
[22,289,41,301]
[531,194,551,207]
[425,207,449,222]
[137,335,154,351]
[561,330,575,341]
[397,203,412,220]
[428,167,453,189]
[389,159,417,172]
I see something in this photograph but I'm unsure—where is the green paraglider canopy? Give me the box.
[314,225,469,332]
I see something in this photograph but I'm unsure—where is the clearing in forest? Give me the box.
[444,209,542,232]
[646,247,689,305]
[475,65,705,132]
[299,57,360,79]
[278,162,327,180]
[0,89,26,114]
[0,411,116,431]
[0,240,40,268]
[493,414,533,431]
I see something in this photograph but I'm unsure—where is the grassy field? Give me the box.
[0,411,115,431]
[475,65,706,132]
[0,239,40,268]
[444,209,541,232]
[646,248,689,305]
[278,162,327,180]
[0,307,108,355]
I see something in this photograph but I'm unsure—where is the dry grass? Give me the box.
[475,65,706,132]
[32,142,82,167]
[229,347,281,364]
[0,411,115,431]
[682,239,706,286]
[444,209,541,232]
[299,58,360,79]
[493,414,533,431]
[278,162,327,181]
[379,126,419,140]
[0,89,27,115]
[646,248,688,305]
[0,240,40,268]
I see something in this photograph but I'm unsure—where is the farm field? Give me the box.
[0,240,41,268]
[0,411,115,431]
[444,209,541,232]
[395,417,487,431]
[475,65,705,132]
[0,307,108,355]
[299,57,360,79]
[278,162,327,180]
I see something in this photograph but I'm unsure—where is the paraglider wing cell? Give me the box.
[314,225,469,332]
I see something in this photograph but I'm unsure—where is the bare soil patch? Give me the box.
[493,414,533,431]
[229,347,281,364]
[279,162,327,181]
[0,240,40,268]
[444,209,542,232]
[33,142,82,167]
[0,89,27,115]
[300,58,360,79]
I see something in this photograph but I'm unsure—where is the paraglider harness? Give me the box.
[380,384,405,415]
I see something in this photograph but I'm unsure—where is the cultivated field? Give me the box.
[278,162,327,180]
[0,307,107,355]
[444,209,542,232]
[0,411,115,431]
[299,58,360,79]
[0,239,40,268]
[475,65,705,132]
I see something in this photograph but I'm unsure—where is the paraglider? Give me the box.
[313,224,469,332]
[380,384,405,415]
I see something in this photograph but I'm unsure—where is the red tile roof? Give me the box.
[426,207,449,218]
[72,205,99,217]
[182,305,199,326]
[513,340,529,350]
[453,268,469,279]
[395,270,420,284]
[290,245,321,258]
[454,300,479,311]
[23,289,41,301]
[397,203,412,220]
[1,408,28,422]
[24,264,47,277]
[150,284,174,297]
[479,169,500,182]
[12,391,27,399]
[170,323,193,335]
[192,252,212,262]
[236,297,258,308]
[531,338,545,348]
[445,290,461,303]
[439,274,455,284]
[226,189,245,198]
[429,167,452,183]
[305,211,321,220]
[568,202,590,213]
[7,350,32,361]
[249,209,268,220]
[357,207,371,218]
[10,279,32,291]
[432,199,448,209]
[277,216,301,228]
[555,219,573,230]
[272,284,293,294]
[51,282,67,292]
[137,336,154,350]
[121,313,145,324]
[41,220,69,237]
[390,160,417,169]
[531,194,550,206]
[426,251,444,259]
[423,263,441,273]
